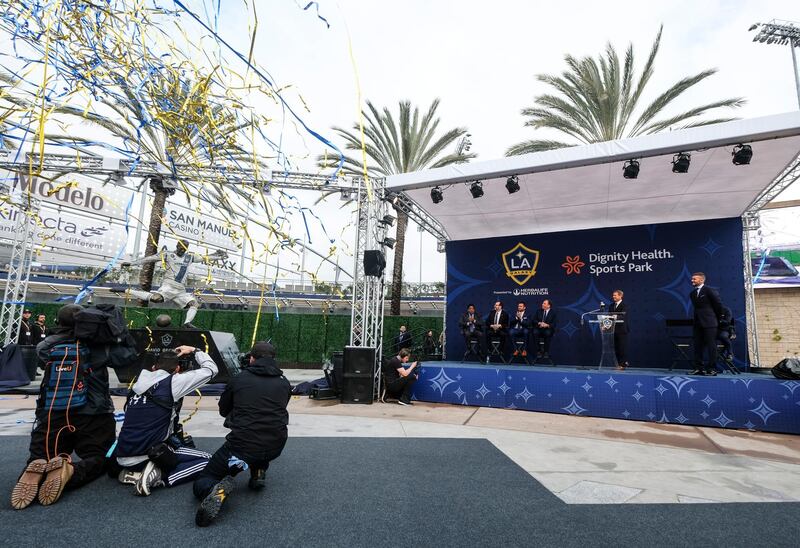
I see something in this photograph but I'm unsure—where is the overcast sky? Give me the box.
[213,0,797,281]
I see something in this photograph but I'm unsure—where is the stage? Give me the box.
[411,361,800,435]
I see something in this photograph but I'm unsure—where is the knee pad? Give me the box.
[148,442,178,471]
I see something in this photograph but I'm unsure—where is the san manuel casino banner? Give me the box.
[445,217,748,369]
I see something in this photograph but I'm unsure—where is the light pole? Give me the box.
[750,20,800,108]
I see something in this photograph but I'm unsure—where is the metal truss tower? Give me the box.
[741,152,800,367]
[0,195,39,346]
[349,178,391,397]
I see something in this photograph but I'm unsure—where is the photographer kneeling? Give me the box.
[114,345,218,496]
[384,349,420,406]
[193,341,290,527]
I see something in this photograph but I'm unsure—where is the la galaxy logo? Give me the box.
[161,334,173,346]
[502,243,540,286]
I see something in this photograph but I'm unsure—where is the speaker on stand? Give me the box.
[341,346,376,404]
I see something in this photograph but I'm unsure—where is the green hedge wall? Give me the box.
[26,303,443,366]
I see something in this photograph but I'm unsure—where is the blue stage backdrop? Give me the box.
[445,217,748,369]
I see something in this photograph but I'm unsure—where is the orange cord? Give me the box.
[44,342,81,461]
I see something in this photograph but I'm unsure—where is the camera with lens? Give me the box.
[238,352,251,368]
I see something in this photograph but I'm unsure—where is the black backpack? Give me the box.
[771,358,800,380]
[74,304,139,368]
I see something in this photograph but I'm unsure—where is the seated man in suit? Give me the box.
[532,299,557,358]
[458,304,484,356]
[394,325,413,354]
[485,301,509,356]
[610,290,629,370]
[508,301,531,357]
[717,305,735,361]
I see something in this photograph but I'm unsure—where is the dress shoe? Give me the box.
[706,370,718,376]
[512,350,519,357]
[521,350,527,357]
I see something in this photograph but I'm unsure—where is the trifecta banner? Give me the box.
[445,217,747,368]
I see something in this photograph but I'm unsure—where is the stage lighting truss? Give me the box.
[732,144,753,165]
[672,152,691,173]
[505,175,520,194]
[430,186,444,204]
[622,159,640,179]
[469,180,484,199]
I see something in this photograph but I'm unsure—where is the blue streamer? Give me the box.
[302,2,331,28]
[57,192,135,304]
[171,0,345,176]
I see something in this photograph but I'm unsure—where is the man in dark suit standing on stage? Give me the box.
[533,299,557,358]
[486,301,509,355]
[394,325,413,354]
[610,290,629,370]
[689,272,723,376]
[459,304,485,355]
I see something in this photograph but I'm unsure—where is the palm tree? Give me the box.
[319,99,475,315]
[507,26,745,155]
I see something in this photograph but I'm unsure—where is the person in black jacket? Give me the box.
[717,305,736,361]
[689,272,723,376]
[193,341,291,527]
[610,290,630,370]
[17,309,34,346]
[11,304,118,510]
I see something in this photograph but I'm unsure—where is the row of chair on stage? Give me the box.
[459,301,557,365]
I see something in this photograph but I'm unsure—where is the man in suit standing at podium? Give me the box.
[610,290,629,370]
[689,272,723,376]
[533,299,557,358]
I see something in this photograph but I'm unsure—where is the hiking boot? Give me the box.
[11,459,47,510]
[118,469,143,485]
[135,461,164,496]
[196,476,235,527]
[248,469,266,490]
[38,456,73,506]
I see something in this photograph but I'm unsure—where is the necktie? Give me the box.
[495,312,500,325]
[543,310,547,321]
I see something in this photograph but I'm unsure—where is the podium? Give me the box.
[585,312,625,369]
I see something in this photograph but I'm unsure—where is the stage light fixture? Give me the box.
[469,181,484,199]
[430,186,444,204]
[732,144,753,165]
[622,160,640,179]
[378,214,396,227]
[382,237,396,249]
[505,175,520,194]
[671,152,691,173]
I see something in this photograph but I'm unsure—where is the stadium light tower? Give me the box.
[750,19,800,108]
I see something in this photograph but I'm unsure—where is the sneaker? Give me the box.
[196,476,235,527]
[134,461,163,496]
[397,399,412,406]
[248,469,266,490]
[689,369,705,376]
[118,469,142,485]
[706,370,718,377]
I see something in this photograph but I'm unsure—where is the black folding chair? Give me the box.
[664,319,694,371]
[486,334,507,364]
[462,334,482,363]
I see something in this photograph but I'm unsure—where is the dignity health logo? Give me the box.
[501,243,539,286]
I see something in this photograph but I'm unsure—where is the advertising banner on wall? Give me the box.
[445,217,747,369]
[163,204,240,252]
[10,172,131,221]
[0,206,128,259]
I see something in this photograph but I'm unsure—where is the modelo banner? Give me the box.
[11,172,131,221]
[445,217,747,369]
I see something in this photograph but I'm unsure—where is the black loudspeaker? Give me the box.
[343,346,375,376]
[342,346,375,404]
[331,351,344,393]
[363,250,386,277]
[341,376,374,404]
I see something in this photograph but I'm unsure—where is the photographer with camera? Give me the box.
[383,349,420,406]
[193,341,290,527]
[113,345,218,496]
[11,304,124,510]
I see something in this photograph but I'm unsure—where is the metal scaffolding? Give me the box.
[741,152,800,367]
[0,195,39,346]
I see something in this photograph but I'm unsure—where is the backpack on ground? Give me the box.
[43,342,92,410]
[771,358,800,380]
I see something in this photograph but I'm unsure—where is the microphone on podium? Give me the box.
[600,301,606,311]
